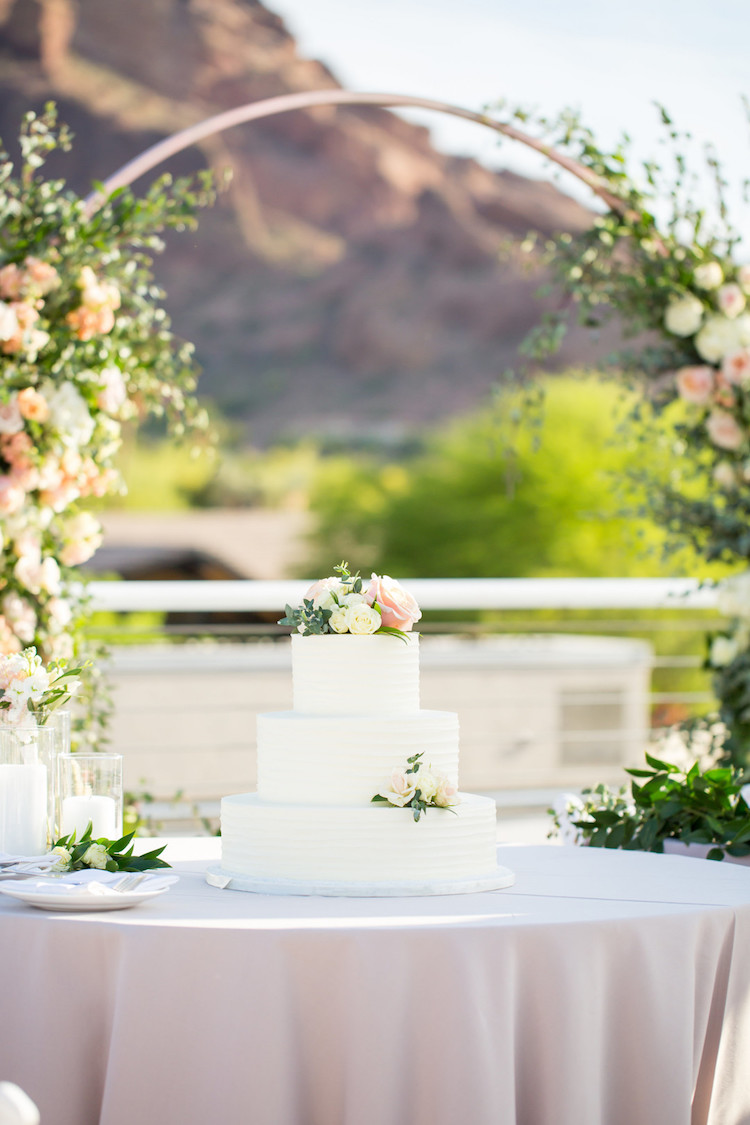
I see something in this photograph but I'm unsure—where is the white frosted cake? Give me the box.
[212,621,513,896]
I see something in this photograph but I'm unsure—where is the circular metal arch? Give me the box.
[84,89,627,216]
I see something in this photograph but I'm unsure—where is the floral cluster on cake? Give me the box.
[372,752,459,822]
[0,645,83,724]
[279,562,422,639]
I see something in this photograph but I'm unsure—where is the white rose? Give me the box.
[738,265,750,295]
[694,262,724,290]
[82,843,110,869]
[713,461,737,489]
[43,381,95,447]
[40,556,61,595]
[664,294,704,337]
[329,609,349,633]
[340,592,366,607]
[49,846,72,872]
[46,596,73,634]
[414,768,440,803]
[96,366,128,415]
[710,635,739,667]
[695,314,750,363]
[0,301,20,342]
[379,767,417,807]
[345,603,381,635]
[434,776,460,808]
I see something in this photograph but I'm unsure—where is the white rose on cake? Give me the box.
[345,603,381,635]
[379,768,417,807]
[414,769,440,803]
[329,609,349,633]
[434,775,460,808]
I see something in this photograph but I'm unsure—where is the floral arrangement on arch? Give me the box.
[279,561,422,638]
[0,105,219,744]
[493,103,750,764]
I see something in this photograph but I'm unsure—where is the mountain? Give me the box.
[0,0,602,443]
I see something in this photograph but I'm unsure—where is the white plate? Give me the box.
[0,883,171,912]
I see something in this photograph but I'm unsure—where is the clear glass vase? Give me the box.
[0,725,55,856]
[58,754,123,841]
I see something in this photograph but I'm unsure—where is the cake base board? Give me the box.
[205,864,515,897]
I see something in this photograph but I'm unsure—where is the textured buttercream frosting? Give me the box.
[291,632,420,714]
[218,627,501,892]
[221,792,498,883]
[257,709,459,805]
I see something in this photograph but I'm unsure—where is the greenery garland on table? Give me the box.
[0,105,220,746]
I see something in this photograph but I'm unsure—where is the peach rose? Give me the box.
[23,257,60,296]
[9,463,40,492]
[66,305,115,341]
[706,411,745,451]
[0,617,22,656]
[0,476,25,515]
[718,283,746,319]
[675,366,714,404]
[0,264,24,300]
[0,397,24,435]
[365,573,421,631]
[17,387,50,423]
[722,349,750,387]
[434,776,460,808]
[0,431,34,467]
[40,480,81,512]
[13,529,42,563]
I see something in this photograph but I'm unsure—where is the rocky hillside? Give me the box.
[0,0,602,442]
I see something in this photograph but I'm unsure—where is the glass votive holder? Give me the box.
[58,754,123,841]
[0,725,55,856]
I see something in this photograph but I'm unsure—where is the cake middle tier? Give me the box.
[257,709,459,805]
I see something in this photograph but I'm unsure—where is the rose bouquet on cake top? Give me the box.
[278,562,421,639]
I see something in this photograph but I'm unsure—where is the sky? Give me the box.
[269,0,750,237]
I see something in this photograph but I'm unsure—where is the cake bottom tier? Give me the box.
[218,792,501,888]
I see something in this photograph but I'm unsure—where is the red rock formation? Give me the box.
[0,0,603,441]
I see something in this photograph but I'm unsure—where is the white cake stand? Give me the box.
[205,864,515,897]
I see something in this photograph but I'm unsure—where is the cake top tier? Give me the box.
[292,633,420,715]
[278,563,422,639]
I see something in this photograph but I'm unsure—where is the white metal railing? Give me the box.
[88,577,720,613]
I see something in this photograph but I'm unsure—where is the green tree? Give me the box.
[302,376,712,580]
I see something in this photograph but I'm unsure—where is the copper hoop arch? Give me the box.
[83,89,628,217]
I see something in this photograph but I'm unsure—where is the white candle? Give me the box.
[0,763,48,856]
[61,794,118,840]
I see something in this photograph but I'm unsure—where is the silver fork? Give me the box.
[111,873,148,893]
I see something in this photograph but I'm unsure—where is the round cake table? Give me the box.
[0,841,748,1125]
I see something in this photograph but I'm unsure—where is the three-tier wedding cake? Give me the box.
[208,567,514,896]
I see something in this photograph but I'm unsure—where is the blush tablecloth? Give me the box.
[1,841,749,1125]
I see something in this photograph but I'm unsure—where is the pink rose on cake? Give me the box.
[365,574,422,632]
